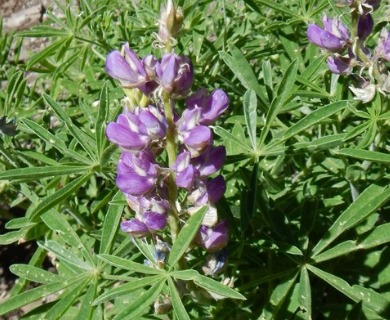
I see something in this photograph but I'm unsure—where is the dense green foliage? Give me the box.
[1,0,390,319]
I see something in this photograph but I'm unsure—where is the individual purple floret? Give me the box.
[172,151,198,189]
[186,88,229,125]
[105,43,158,94]
[192,146,226,177]
[197,220,229,252]
[116,151,158,196]
[121,212,167,238]
[374,29,390,61]
[106,106,168,152]
[307,17,349,52]
[327,55,352,75]
[156,53,193,95]
[358,14,374,40]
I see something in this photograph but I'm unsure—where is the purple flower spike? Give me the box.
[327,55,352,75]
[116,152,158,196]
[121,219,149,238]
[143,212,167,232]
[206,175,226,204]
[358,14,374,40]
[192,146,226,177]
[182,125,212,155]
[200,89,229,125]
[307,17,349,52]
[197,220,229,252]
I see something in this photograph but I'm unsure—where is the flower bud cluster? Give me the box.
[105,42,229,253]
[307,0,390,102]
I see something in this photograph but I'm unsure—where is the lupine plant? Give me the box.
[1,0,390,319]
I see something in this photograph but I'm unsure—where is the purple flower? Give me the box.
[206,175,226,204]
[106,106,167,151]
[197,220,229,252]
[105,43,158,94]
[358,14,374,40]
[156,53,193,95]
[116,151,158,196]
[307,17,349,52]
[327,55,352,75]
[192,146,226,177]
[172,151,198,189]
[375,29,390,61]
[181,125,212,156]
[121,212,167,238]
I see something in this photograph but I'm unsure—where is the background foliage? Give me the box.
[1,0,390,319]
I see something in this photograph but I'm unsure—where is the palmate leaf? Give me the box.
[338,148,390,164]
[75,281,98,320]
[193,274,246,300]
[96,82,109,158]
[311,183,390,257]
[298,267,312,319]
[243,90,258,151]
[9,264,62,284]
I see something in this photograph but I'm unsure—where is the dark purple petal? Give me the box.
[192,146,226,177]
[327,55,352,75]
[358,14,374,40]
[206,175,226,203]
[157,54,179,92]
[200,89,229,125]
[143,212,167,232]
[121,219,149,238]
[197,221,229,252]
[173,55,193,95]
[307,24,345,52]
[187,88,208,109]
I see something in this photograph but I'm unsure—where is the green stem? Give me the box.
[162,92,179,241]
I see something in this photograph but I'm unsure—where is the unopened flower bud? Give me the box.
[358,14,374,40]
[158,0,183,45]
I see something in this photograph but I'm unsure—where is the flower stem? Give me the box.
[163,92,179,241]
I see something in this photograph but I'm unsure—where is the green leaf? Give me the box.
[42,94,97,160]
[168,277,190,320]
[0,229,26,245]
[307,264,390,318]
[9,264,62,283]
[112,280,165,320]
[169,269,199,281]
[93,275,163,305]
[311,184,390,257]
[219,44,268,110]
[168,206,207,269]
[243,90,258,151]
[29,173,91,221]
[259,60,297,146]
[18,26,70,37]
[281,100,348,142]
[98,254,164,275]
[39,240,92,271]
[75,281,98,320]
[298,267,312,318]
[43,276,90,320]
[213,126,253,154]
[20,118,92,164]
[41,210,94,266]
[26,36,73,69]
[0,276,84,316]
[313,223,390,263]
[0,165,90,181]
[193,274,245,300]
[254,0,301,18]
[338,148,390,164]
[259,272,299,319]
[96,82,109,158]
[99,191,124,255]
